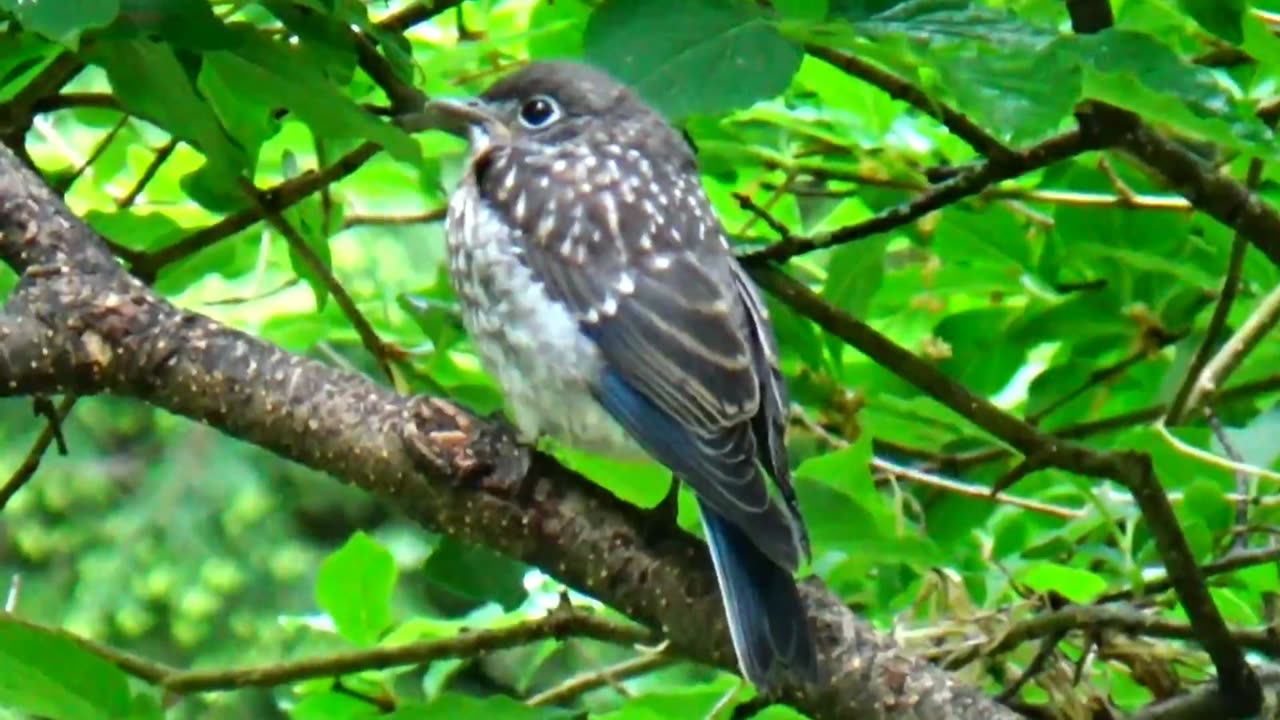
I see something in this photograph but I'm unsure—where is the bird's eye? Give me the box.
[519,95,561,128]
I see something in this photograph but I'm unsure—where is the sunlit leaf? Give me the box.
[584,0,804,120]
[0,0,118,44]
[316,531,398,645]
[0,617,133,720]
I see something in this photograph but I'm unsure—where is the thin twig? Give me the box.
[0,395,77,510]
[995,630,1068,702]
[0,606,650,695]
[1165,159,1263,424]
[889,372,1280,474]
[116,138,178,210]
[1205,410,1253,553]
[733,191,791,239]
[134,142,381,278]
[1095,155,1139,204]
[1177,279,1280,421]
[342,208,446,228]
[526,650,674,707]
[1155,424,1280,483]
[775,169,1192,212]
[744,130,1107,263]
[1026,342,1179,426]
[134,111,435,280]
[872,457,1084,521]
[236,179,398,383]
[52,115,129,195]
[929,604,1279,670]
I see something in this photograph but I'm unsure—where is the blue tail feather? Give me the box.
[699,499,820,690]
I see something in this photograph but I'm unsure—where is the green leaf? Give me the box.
[851,2,1078,143]
[553,446,673,508]
[934,308,1026,396]
[791,434,939,567]
[290,691,381,719]
[822,237,886,365]
[422,538,528,612]
[830,0,915,21]
[774,0,829,22]
[852,0,1049,42]
[584,0,804,120]
[931,37,1079,143]
[315,531,398,645]
[83,210,184,252]
[593,676,742,718]
[0,33,58,101]
[1180,479,1233,536]
[106,0,236,49]
[1016,562,1108,603]
[89,38,247,181]
[390,694,566,719]
[0,0,119,44]
[1067,29,1273,156]
[1177,0,1245,44]
[205,28,420,165]
[823,237,886,318]
[260,0,359,84]
[0,617,133,720]
[528,0,593,59]
[197,52,281,163]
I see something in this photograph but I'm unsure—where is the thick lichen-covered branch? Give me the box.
[0,140,1012,720]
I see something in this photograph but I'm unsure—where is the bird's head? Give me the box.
[425,61,691,164]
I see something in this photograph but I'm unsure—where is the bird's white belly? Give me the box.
[446,187,643,459]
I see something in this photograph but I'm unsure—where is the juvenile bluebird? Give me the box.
[427,60,819,691]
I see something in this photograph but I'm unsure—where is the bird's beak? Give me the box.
[423,97,507,146]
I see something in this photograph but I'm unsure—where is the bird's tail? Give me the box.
[697,498,820,692]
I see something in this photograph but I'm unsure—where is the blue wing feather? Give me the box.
[593,368,819,688]
[593,368,799,569]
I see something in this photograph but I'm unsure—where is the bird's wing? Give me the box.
[475,144,806,570]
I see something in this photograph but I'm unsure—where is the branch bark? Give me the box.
[0,135,1011,719]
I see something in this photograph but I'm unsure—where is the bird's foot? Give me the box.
[401,397,532,494]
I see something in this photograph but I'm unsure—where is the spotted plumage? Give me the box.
[431,61,820,691]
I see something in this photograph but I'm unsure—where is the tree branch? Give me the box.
[1119,124,1280,269]
[1176,279,1280,424]
[1,603,649,695]
[131,111,435,280]
[0,129,1014,720]
[1058,0,1263,713]
[749,265,1262,718]
[743,129,1108,263]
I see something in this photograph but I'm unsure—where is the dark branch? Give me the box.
[0,131,1014,720]
[743,129,1109,263]
[1061,0,1263,713]
[749,265,1263,719]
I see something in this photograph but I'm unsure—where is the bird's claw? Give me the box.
[401,396,531,492]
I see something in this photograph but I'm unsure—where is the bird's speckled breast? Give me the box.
[446,179,644,459]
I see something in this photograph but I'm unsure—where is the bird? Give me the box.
[425,60,820,691]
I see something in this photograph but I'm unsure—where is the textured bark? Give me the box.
[0,143,1014,719]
